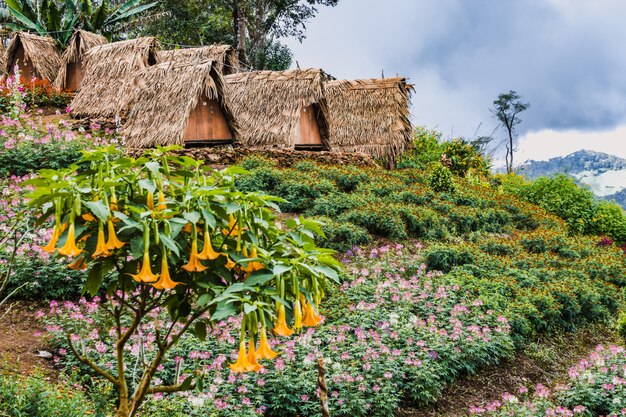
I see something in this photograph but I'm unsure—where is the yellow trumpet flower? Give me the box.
[293,299,303,330]
[152,256,181,290]
[273,304,293,337]
[105,220,125,250]
[222,214,244,237]
[41,224,62,253]
[230,339,253,373]
[110,193,118,212]
[255,327,278,360]
[92,226,111,259]
[223,254,237,270]
[157,191,167,211]
[81,213,96,222]
[198,231,220,260]
[302,300,323,327]
[131,251,159,283]
[58,222,83,258]
[182,239,207,273]
[246,338,262,372]
[146,192,155,211]
[244,247,264,273]
[68,256,87,271]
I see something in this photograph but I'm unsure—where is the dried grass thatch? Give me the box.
[4,32,61,81]
[120,60,238,148]
[0,41,5,75]
[53,30,107,90]
[158,44,238,74]
[70,37,159,119]
[325,77,413,164]
[224,68,330,149]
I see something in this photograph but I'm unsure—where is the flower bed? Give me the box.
[469,344,626,417]
[43,244,513,417]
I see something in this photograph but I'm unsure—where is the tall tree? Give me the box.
[491,90,530,174]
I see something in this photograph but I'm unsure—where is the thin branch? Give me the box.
[67,334,119,386]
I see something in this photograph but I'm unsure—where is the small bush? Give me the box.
[314,216,371,252]
[425,247,474,273]
[428,164,455,193]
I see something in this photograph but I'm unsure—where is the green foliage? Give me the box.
[0,370,108,417]
[313,216,371,252]
[593,201,626,243]
[424,246,474,272]
[441,139,491,177]
[617,311,626,343]
[397,126,444,169]
[3,0,159,46]
[428,164,456,193]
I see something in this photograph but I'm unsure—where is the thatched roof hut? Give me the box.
[53,30,107,91]
[120,60,239,148]
[325,77,413,164]
[4,32,61,82]
[224,68,330,150]
[158,45,238,74]
[70,37,159,119]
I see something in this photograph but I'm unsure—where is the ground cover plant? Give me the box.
[468,344,626,417]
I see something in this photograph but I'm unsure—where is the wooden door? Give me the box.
[66,62,83,91]
[183,96,233,142]
[297,105,322,146]
[15,46,34,82]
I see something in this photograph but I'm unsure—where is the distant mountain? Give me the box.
[517,150,626,209]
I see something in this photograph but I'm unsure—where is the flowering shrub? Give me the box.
[0,114,120,177]
[0,76,72,113]
[469,345,626,417]
[43,243,514,417]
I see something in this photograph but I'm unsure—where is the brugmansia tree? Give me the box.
[28,146,341,417]
[2,0,158,47]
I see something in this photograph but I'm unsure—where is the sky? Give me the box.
[283,0,626,164]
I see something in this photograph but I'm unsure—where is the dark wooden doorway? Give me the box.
[183,95,233,144]
[297,105,323,147]
[66,62,83,91]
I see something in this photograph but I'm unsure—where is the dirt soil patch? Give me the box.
[0,301,53,376]
[396,324,619,417]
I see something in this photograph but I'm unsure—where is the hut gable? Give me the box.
[54,30,107,91]
[224,68,330,150]
[158,45,238,74]
[4,32,61,82]
[325,77,413,163]
[69,37,160,119]
[120,60,239,148]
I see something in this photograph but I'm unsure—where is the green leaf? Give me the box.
[138,179,156,194]
[159,233,180,257]
[243,303,257,315]
[183,211,200,224]
[194,321,207,342]
[144,161,160,175]
[201,209,216,229]
[245,271,274,287]
[197,293,212,306]
[180,375,193,391]
[211,301,238,322]
[272,263,291,276]
[313,265,340,284]
[85,263,104,296]
[84,200,111,223]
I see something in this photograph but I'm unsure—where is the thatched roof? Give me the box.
[120,60,239,148]
[4,32,61,81]
[224,68,330,149]
[158,44,238,74]
[0,41,5,75]
[325,77,413,163]
[70,37,160,119]
[53,30,107,90]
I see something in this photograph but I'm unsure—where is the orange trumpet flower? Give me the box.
[255,327,278,360]
[223,254,237,270]
[105,220,125,250]
[246,338,263,372]
[244,247,264,273]
[273,304,293,337]
[223,214,244,237]
[157,191,167,211]
[68,256,87,271]
[293,299,303,330]
[58,222,83,258]
[41,223,62,253]
[92,226,111,259]
[302,300,323,327]
[198,231,220,260]
[152,256,181,290]
[182,239,207,273]
[230,339,253,373]
[146,192,155,211]
[131,251,159,283]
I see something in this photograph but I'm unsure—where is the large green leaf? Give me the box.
[104,1,157,26]
[90,0,108,29]
[5,4,42,32]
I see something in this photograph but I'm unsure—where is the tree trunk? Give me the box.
[233,2,248,66]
